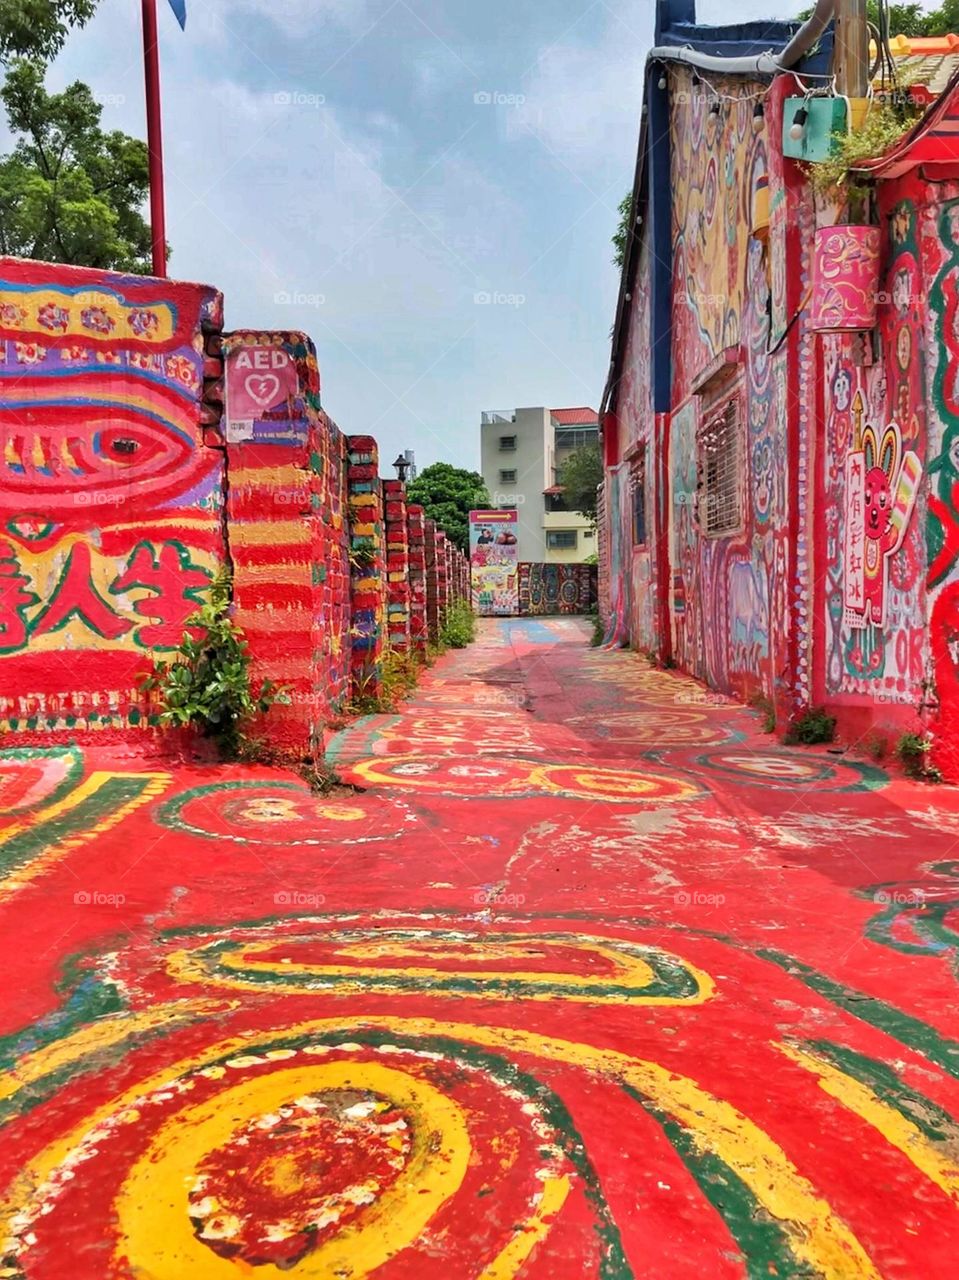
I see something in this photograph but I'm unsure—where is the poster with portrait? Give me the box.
[470,510,518,615]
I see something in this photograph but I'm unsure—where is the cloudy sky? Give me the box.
[45,0,799,470]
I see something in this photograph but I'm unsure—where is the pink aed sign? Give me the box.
[225,345,298,440]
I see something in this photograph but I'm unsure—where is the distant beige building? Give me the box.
[479,406,598,563]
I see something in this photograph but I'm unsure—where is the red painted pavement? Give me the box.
[2,617,959,1277]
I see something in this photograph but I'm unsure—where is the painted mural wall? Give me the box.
[605,236,659,651]
[918,181,959,776]
[0,258,225,738]
[517,563,597,615]
[814,190,929,745]
[664,72,804,705]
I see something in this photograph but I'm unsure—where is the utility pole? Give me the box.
[834,0,870,99]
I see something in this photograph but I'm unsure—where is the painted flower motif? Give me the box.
[129,352,160,370]
[80,306,115,335]
[165,353,198,389]
[0,302,27,327]
[37,303,70,333]
[127,309,159,337]
[14,342,47,364]
[95,350,123,364]
[59,344,90,363]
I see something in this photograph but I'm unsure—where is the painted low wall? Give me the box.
[518,563,597,615]
[0,256,469,754]
[0,257,225,739]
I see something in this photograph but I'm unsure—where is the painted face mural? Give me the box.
[0,260,225,734]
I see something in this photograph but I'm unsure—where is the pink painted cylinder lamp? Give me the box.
[810,224,881,332]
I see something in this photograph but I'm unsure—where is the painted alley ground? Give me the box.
[3,618,959,1279]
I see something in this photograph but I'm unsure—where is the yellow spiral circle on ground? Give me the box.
[115,1061,470,1278]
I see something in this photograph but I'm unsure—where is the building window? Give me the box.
[547,530,578,550]
[499,435,517,451]
[697,398,742,537]
[545,491,570,513]
[555,426,598,450]
[630,448,647,546]
[499,469,517,484]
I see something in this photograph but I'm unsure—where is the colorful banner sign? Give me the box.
[469,510,518,616]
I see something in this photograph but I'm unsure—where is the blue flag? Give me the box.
[168,0,186,29]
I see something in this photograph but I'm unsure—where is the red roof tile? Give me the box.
[551,406,598,425]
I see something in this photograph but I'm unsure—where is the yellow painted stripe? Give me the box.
[229,522,310,547]
[779,1043,959,1206]
[477,1175,570,1279]
[229,467,304,486]
[0,772,171,901]
[0,1002,225,1104]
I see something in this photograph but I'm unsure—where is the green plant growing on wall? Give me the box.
[140,570,289,757]
[895,731,941,781]
[784,706,837,746]
[440,600,476,649]
[612,191,632,269]
[806,99,918,212]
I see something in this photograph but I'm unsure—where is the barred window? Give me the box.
[630,448,647,546]
[499,435,517,451]
[499,469,517,484]
[697,399,742,537]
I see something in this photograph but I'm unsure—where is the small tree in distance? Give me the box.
[559,443,603,525]
[404,463,490,554]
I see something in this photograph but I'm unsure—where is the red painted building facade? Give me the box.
[601,3,959,776]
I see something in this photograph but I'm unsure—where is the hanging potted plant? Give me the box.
[806,98,917,332]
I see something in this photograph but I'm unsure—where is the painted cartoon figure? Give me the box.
[844,421,922,629]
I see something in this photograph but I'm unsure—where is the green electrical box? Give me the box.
[782,96,848,162]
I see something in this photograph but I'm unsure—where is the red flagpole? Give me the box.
[141,0,168,277]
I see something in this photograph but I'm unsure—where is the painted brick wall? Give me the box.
[383,478,410,651]
[223,330,352,754]
[347,435,385,703]
[407,503,428,654]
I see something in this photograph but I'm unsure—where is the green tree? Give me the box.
[0,59,153,271]
[795,1,959,34]
[405,463,490,554]
[0,0,99,62]
[559,443,603,524]
[612,191,632,269]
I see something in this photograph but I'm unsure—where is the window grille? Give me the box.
[630,448,647,545]
[697,399,741,537]
[499,469,517,484]
[499,435,517,451]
